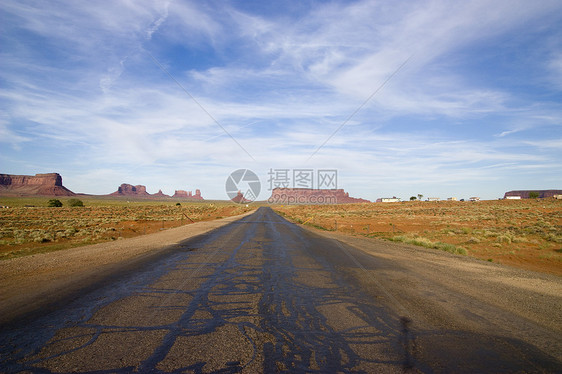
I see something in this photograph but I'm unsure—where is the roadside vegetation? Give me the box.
[389,235,467,255]
[274,199,562,276]
[0,197,253,260]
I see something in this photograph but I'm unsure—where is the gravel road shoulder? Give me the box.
[303,227,562,362]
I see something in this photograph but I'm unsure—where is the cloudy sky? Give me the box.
[1,0,561,201]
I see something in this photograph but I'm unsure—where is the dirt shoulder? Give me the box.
[0,210,255,326]
[304,226,562,360]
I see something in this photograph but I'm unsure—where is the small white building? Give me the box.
[447,197,457,201]
[378,197,401,203]
[427,197,440,202]
[506,196,521,200]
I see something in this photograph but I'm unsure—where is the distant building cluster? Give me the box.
[374,189,562,202]
[376,196,472,203]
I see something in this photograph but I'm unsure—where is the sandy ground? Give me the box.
[0,210,255,326]
[308,227,562,360]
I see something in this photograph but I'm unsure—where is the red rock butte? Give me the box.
[269,188,369,204]
[0,173,75,196]
[504,190,562,199]
[110,183,204,200]
[110,184,150,197]
[230,190,252,204]
[173,189,203,199]
[0,173,206,199]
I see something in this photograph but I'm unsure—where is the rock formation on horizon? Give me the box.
[110,184,204,200]
[268,188,369,204]
[231,190,251,204]
[0,173,75,196]
[0,173,207,200]
[504,190,562,199]
[110,183,152,197]
[172,189,203,200]
[152,189,169,198]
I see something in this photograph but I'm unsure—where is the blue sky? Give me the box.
[1,0,561,201]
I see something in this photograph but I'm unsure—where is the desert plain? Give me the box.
[274,198,562,276]
[0,197,253,260]
[1,197,560,276]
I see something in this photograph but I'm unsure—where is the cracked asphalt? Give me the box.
[1,207,560,373]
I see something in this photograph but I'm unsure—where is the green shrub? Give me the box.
[545,233,562,243]
[461,227,473,234]
[391,235,467,255]
[48,199,63,207]
[68,199,84,207]
[435,242,467,255]
[529,191,540,199]
[497,234,512,244]
[410,237,435,248]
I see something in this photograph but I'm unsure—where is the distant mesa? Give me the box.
[172,189,203,200]
[173,190,189,198]
[0,172,205,200]
[110,183,150,197]
[504,190,562,199]
[0,173,75,196]
[269,188,369,204]
[109,183,204,200]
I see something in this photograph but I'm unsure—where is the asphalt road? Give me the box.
[1,207,560,373]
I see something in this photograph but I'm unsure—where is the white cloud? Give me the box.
[145,1,170,40]
[99,60,126,93]
[238,0,562,119]
[1,0,561,199]
[548,53,562,89]
[0,114,29,148]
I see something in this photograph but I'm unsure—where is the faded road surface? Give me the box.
[1,207,560,373]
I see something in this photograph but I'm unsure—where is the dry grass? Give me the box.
[274,199,562,276]
[0,197,253,260]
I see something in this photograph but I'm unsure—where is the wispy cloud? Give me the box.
[1,0,561,199]
[547,53,562,89]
